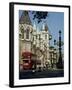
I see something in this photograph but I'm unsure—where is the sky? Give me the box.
[19,10,64,51]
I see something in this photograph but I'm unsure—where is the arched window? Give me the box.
[26,28,29,39]
[45,34,47,39]
[20,26,24,39]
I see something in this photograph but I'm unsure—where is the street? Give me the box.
[19,69,64,79]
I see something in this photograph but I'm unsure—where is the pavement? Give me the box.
[19,69,64,79]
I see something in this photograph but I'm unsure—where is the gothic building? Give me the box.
[19,11,53,70]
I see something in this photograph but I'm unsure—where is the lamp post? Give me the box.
[54,39,56,45]
[56,30,63,69]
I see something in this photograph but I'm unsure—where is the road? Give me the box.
[19,69,64,79]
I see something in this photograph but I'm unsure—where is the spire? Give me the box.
[37,27,39,32]
[19,11,32,25]
[33,22,36,30]
[42,23,45,30]
[37,27,40,34]
[45,24,48,31]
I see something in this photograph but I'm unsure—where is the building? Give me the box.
[49,46,58,69]
[19,11,53,70]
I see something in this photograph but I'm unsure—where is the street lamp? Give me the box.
[56,30,64,69]
[54,39,56,45]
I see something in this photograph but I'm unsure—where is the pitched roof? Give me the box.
[19,11,32,25]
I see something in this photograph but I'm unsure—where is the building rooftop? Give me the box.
[19,11,32,25]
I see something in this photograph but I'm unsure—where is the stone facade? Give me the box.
[19,11,53,69]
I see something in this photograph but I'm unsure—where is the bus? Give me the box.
[21,52,37,70]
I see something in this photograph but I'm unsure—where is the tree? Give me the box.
[32,11,48,23]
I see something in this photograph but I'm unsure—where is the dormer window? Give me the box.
[26,28,29,39]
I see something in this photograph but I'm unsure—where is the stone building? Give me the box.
[19,11,52,70]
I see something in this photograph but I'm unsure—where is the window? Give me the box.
[26,28,29,39]
[23,60,29,64]
[45,34,47,39]
[39,34,41,40]
[36,35,37,39]
[20,26,24,39]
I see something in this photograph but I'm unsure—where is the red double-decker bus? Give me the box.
[21,52,36,70]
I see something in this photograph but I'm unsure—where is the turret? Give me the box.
[19,11,32,25]
[33,22,36,30]
[45,24,48,32]
[42,23,45,30]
